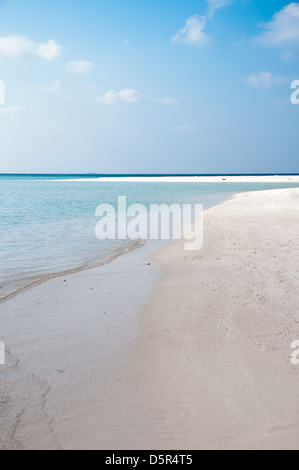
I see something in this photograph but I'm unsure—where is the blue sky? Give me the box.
[0,0,298,174]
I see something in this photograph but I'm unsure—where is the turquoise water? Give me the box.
[1,176,299,301]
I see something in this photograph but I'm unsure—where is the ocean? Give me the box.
[1,174,299,302]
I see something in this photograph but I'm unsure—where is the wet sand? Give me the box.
[1,188,299,450]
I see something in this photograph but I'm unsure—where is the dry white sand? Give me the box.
[1,188,299,450]
[136,188,299,450]
[58,175,299,183]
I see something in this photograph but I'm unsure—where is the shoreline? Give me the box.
[0,239,145,304]
[0,191,233,305]
[1,187,299,449]
[0,240,164,450]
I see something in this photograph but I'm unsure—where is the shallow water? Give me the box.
[1,175,299,301]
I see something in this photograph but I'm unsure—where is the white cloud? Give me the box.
[96,89,143,105]
[36,39,62,60]
[0,35,62,60]
[0,105,22,116]
[173,125,196,133]
[117,89,143,104]
[95,89,178,105]
[256,3,299,46]
[207,0,232,17]
[171,15,211,46]
[171,2,234,46]
[66,60,95,74]
[0,36,33,58]
[245,71,288,89]
[37,80,61,94]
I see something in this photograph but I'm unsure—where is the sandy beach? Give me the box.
[59,175,299,184]
[1,187,299,450]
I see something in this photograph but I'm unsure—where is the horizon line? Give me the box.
[1,173,299,177]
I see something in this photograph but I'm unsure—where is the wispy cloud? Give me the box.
[256,3,299,46]
[0,105,22,116]
[281,50,297,61]
[95,89,178,105]
[0,35,62,60]
[66,60,95,74]
[95,89,143,105]
[37,81,61,94]
[207,0,233,18]
[171,1,236,47]
[245,71,289,89]
[171,15,211,46]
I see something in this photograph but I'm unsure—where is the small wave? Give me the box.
[0,239,145,303]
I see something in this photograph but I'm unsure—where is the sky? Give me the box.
[0,0,298,174]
